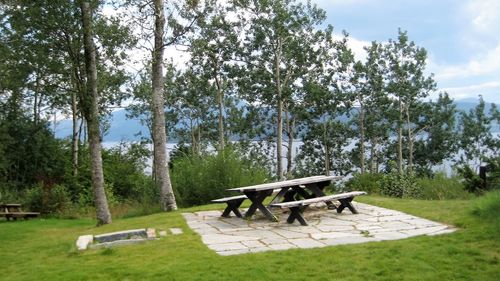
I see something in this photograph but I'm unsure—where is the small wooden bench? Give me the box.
[0,203,40,221]
[211,195,248,218]
[270,191,367,226]
[212,188,288,218]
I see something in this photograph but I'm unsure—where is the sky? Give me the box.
[312,0,500,103]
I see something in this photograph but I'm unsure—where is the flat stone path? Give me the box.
[182,202,456,256]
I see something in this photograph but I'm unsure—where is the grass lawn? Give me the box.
[1,196,499,281]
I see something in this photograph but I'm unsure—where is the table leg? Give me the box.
[268,187,290,206]
[306,182,336,209]
[244,190,278,222]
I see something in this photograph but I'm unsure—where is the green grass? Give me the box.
[1,195,499,281]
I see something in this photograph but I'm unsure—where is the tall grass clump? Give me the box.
[416,173,473,200]
[171,147,269,207]
[470,190,500,233]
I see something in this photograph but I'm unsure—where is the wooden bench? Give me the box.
[270,191,367,226]
[0,203,40,221]
[211,195,248,218]
[211,188,287,218]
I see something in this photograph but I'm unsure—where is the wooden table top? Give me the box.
[226,175,342,192]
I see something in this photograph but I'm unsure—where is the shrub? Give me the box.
[344,173,383,194]
[380,172,421,198]
[471,190,500,220]
[24,184,71,214]
[171,147,269,207]
[416,173,473,200]
[456,156,500,193]
[470,190,500,233]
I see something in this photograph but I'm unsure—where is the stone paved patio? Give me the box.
[182,202,456,256]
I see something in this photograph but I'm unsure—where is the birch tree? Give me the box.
[79,0,112,225]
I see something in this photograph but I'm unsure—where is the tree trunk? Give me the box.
[80,0,112,225]
[152,0,177,211]
[370,137,378,174]
[358,99,365,174]
[406,106,413,175]
[275,37,283,180]
[71,91,79,177]
[215,75,225,152]
[397,97,403,174]
[285,107,294,177]
[323,122,330,176]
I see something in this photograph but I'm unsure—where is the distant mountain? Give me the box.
[54,99,498,142]
[55,110,149,142]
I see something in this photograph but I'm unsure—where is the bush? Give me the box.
[470,190,500,233]
[344,173,383,194]
[380,172,421,198]
[171,147,269,207]
[416,173,473,200]
[24,184,71,214]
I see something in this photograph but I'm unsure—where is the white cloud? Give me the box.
[332,34,370,61]
[434,43,500,80]
[466,0,500,32]
[438,81,500,101]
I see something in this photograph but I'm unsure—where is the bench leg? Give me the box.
[337,197,358,214]
[286,206,308,226]
[221,199,245,218]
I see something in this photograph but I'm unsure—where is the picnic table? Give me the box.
[0,203,40,221]
[225,175,342,222]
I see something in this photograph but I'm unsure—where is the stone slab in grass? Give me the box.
[182,202,457,256]
[77,228,159,250]
[94,228,147,243]
[169,228,183,235]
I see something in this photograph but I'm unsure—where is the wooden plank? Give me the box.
[0,203,22,207]
[270,191,366,208]
[8,212,40,217]
[226,175,342,192]
[211,195,247,203]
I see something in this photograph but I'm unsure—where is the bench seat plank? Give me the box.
[270,191,366,226]
[211,195,247,203]
[211,195,247,218]
[270,191,366,208]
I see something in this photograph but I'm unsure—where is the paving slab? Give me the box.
[183,202,456,255]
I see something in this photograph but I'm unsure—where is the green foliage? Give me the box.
[0,112,66,189]
[416,173,472,200]
[456,165,485,193]
[380,172,421,198]
[171,147,269,207]
[344,173,384,194]
[471,190,500,233]
[457,97,498,168]
[24,184,71,214]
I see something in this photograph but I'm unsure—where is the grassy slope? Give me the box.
[0,197,498,281]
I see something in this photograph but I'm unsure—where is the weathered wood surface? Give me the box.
[270,191,366,208]
[226,175,341,192]
[211,195,247,203]
[271,191,367,226]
